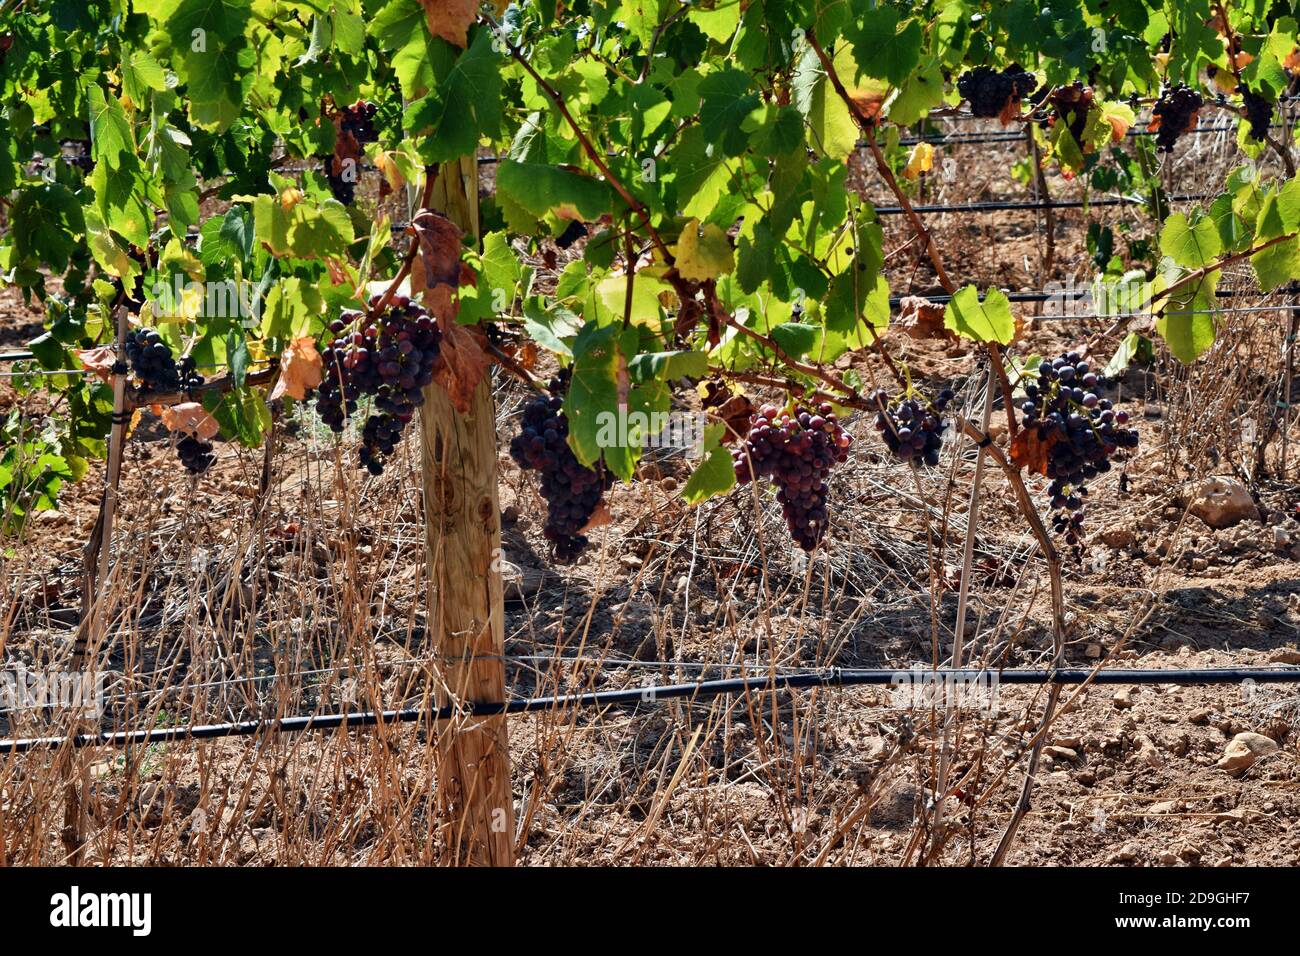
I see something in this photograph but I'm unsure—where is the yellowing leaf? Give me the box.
[161,402,220,441]
[419,0,478,48]
[903,142,934,180]
[269,337,324,401]
[675,219,734,282]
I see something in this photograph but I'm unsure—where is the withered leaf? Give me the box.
[269,337,324,401]
[160,402,220,441]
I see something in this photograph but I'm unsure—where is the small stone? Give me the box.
[619,553,643,569]
[1191,557,1209,572]
[1188,708,1212,725]
[1188,477,1260,529]
[1216,732,1279,775]
[660,476,678,492]
[1135,734,1163,768]
[1101,525,1136,549]
[1113,687,1137,709]
[1084,643,1103,659]
[1158,851,1179,866]
[1149,800,1180,815]
[1044,745,1080,763]
[1270,647,1300,665]
[1111,842,1142,863]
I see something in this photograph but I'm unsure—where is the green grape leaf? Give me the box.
[792,45,859,162]
[497,160,617,230]
[1251,235,1300,290]
[1160,212,1222,268]
[681,423,736,505]
[944,286,1015,344]
[699,68,761,157]
[849,9,922,86]
[1158,274,1218,363]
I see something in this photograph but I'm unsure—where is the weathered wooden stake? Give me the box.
[421,158,515,865]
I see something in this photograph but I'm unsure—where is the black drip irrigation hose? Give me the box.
[4,667,1298,755]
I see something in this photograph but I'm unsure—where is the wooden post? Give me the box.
[421,158,515,866]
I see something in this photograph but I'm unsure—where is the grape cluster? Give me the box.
[176,434,216,475]
[732,403,852,552]
[314,296,442,476]
[124,328,204,394]
[872,389,954,468]
[339,100,378,144]
[1151,85,1203,152]
[1241,88,1273,142]
[1048,83,1095,147]
[956,66,1039,118]
[509,369,614,563]
[1019,352,1139,545]
[324,100,379,204]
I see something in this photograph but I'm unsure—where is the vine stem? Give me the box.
[1212,0,1296,177]
[807,31,1071,864]
[927,365,993,862]
[369,165,441,319]
[63,300,132,864]
[486,14,675,265]
[807,33,1022,440]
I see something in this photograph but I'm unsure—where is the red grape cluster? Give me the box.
[177,434,216,475]
[339,100,378,144]
[124,328,204,394]
[956,66,1039,118]
[873,389,954,468]
[314,295,442,476]
[324,100,379,205]
[733,403,852,552]
[1152,84,1203,151]
[1019,351,1138,545]
[509,369,614,563]
[1241,88,1273,142]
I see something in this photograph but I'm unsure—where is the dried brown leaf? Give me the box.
[270,337,324,401]
[75,346,118,384]
[160,402,220,441]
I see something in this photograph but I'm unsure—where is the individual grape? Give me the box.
[176,434,215,475]
[732,402,851,552]
[310,296,443,475]
[509,368,614,563]
[872,389,953,468]
[1019,351,1139,546]
[1151,84,1203,152]
[1241,88,1273,142]
[956,66,1039,118]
